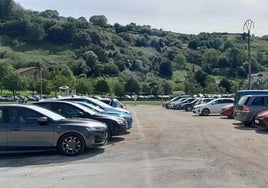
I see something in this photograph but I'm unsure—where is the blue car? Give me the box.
[75,101,133,129]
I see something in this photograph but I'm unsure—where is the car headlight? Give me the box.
[117,118,126,125]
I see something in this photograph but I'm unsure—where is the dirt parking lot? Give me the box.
[1,105,268,188]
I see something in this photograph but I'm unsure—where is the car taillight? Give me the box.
[242,105,250,112]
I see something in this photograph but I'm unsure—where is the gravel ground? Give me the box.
[1,105,268,188]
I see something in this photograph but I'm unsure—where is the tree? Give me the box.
[194,70,208,88]
[40,10,59,18]
[159,62,172,77]
[3,72,26,96]
[218,78,232,93]
[173,54,186,70]
[0,59,14,91]
[72,31,91,47]
[94,79,110,94]
[0,0,13,19]
[89,15,107,27]
[83,50,98,68]
[75,78,93,95]
[125,78,140,94]
[112,81,125,97]
[184,72,202,94]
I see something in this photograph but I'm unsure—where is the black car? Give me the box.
[180,99,199,111]
[33,101,128,139]
[0,104,108,156]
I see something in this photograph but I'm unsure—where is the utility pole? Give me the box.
[243,19,254,90]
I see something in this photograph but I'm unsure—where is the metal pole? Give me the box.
[40,68,42,99]
[243,19,254,90]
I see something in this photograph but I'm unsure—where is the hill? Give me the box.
[1,0,268,97]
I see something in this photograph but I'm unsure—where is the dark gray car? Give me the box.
[234,95,268,126]
[0,104,108,156]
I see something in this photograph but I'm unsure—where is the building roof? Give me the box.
[15,67,39,74]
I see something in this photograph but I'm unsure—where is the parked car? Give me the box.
[99,98,126,109]
[175,98,196,110]
[74,101,133,129]
[220,104,234,118]
[167,97,187,109]
[162,96,184,108]
[33,100,128,139]
[234,95,268,126]
[254,109,268,130]
[194,98,214,106]
[0,104,108,156]
[180,99,199,111]
[193,98,234,116]
[52,96,132,116]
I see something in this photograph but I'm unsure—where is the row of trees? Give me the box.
[1,58,244,97]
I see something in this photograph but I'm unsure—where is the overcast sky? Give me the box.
[15,0,267,36]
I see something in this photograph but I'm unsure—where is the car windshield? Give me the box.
[72,102,98,115]
[89,97,113,108]
[30,105,66,121]
[75,101,104,113]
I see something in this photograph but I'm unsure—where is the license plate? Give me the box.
[255,119,259,124]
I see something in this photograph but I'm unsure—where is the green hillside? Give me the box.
[0,0,268,97]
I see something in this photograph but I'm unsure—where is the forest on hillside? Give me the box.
[1,0,268,97]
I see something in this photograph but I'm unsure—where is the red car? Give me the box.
[220,104,234,118]
[255,110,268,130]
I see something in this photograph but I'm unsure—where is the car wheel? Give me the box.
[186,106,192,112]
[244,121,253,127]
[58,133,85,156]
[107,127,112,140]
[201,108,210,116]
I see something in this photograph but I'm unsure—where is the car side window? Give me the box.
[62,104,83,118]
[22,109,42,123]
[264,97,268,106]
[9,108,42,123]
[251,97,264,106]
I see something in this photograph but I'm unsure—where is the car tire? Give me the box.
[108,127,113,140]
[201,108,210,116]
[58,133,85,156]
[244,121,253,127]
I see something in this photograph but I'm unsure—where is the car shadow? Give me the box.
[255,129,268,135]
[219,117,234,120]
[107,137,125,145]
[0,147,105,167]
[233,122,256,130]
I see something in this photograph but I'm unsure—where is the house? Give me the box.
[15,67,40,80]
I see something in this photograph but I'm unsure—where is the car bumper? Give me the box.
[255,118,268,130]
[87,129,108,147]
[234,112,253,122]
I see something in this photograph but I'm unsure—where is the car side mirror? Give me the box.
[38,117,48,125]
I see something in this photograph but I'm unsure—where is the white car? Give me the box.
[193,98,234,116]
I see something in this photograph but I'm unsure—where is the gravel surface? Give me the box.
[1,105,268,188]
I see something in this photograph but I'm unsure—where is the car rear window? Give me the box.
[238,96,250,105]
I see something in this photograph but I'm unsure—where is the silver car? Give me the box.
[234,95,268,126]
[0,104,108,156]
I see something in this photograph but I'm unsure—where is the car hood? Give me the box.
[256,110,268,118]
[56,118,107,128]
[90,113,125,124]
